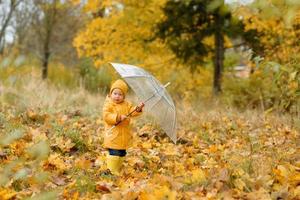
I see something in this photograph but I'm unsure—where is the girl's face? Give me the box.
[111,88,124,103]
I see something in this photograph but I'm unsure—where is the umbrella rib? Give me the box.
[162,106,168,128]
[166,106,176,135]
[149,76,161,95]
[171,111,176,134]
[122,75,151,78]
[125,75,174,109]
[152,103,176,142]
[149,77,174,109]
[162,95,175,110]
[124,77,149,101]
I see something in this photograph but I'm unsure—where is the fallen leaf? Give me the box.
[52,175,67,186]
[0,188,17,200]
[96,184,111,193]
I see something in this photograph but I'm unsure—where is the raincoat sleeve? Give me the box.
[103,102,119,125]
[128,102,143,117]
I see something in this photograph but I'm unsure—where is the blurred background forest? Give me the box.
[0,0,300,114]
[0,0,300,199]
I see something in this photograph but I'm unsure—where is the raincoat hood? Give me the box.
[110,79,128,95]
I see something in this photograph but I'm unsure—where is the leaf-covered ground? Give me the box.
[0,104,299,200]
[0,80,299,199]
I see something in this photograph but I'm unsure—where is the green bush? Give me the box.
[77,58,112,93]
[223,58,300,113]
[48,63,79,89]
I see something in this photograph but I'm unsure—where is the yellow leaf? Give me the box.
[59,115,68,124]
[290,173,300,186]
[153,185,176,200]
[273,165,290,184]
[94,155,106,167]
[139,185,176,200]
[208,145,218,153]
[26,109,38,120]
[72,191,79,200]
[29,128,48,142]
[293,186,300,198]
[139,191,154,200]
[163,145,179,156]
[46,153,69,172]
[234,168,245,176]
[101,192,122,200]
[96,118,103,125]
[9,140,27,156]
[123,190,139,200]
[245,188,272,200]
[75,157,92,169]
[0,188,17,200]
[54,136,75,153]
[142,142,152,149]
[277,165,289,177]
[185,169,207,185]
[234,178,246,190]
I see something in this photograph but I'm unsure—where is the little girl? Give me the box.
[102,79,144,175]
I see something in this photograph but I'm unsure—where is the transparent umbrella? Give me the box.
[109,63,177,143]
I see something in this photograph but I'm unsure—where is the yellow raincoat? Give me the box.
[103,80,142,150]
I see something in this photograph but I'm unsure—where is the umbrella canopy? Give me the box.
[110,63,177,143]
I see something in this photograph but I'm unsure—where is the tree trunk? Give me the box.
[42,51,50,79]
[0,35,4,54]
[213,16,224,96]
[40,0,58,79]
[42,29,51,79]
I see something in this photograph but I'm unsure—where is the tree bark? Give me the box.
[213,15,224,96]
[42,21,51,79]
[42,50,50,79]
[40,0,58,79]
[0,34,5,54]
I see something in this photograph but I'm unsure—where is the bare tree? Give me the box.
[32,0,59,79]
[0,0,21,54]
[19,0,83,79]
[13,1,35,48]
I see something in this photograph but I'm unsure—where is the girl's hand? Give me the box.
[136,103,145,112]
[117,114,127,123]
[120,115,127,121]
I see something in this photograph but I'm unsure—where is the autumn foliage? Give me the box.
[0,0,300,199]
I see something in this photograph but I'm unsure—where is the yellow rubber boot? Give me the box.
[107,155,123,175]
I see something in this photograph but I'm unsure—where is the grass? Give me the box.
[0,72,105,116]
